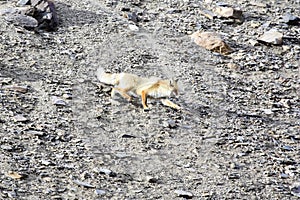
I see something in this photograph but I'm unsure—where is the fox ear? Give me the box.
[171,78,178,84]
[169,79,178,86]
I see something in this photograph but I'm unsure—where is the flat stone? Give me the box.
[95,189,106,195]
[51,96,67,106]
[174,190,193,198]
[3,85,28,93]
[258,29,283,45]
[13,114,28,122]
[16,0,30,6]
[5,13,38,28]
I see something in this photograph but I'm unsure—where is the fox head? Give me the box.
[169,79,179,96]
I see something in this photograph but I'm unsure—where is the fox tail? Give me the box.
[96,67,119,85]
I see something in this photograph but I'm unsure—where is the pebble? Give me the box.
[51,96,67,106]
[7,171,23,179]
[26,130,45,136]
[214,6,243,20]
[282,13,300,25]
[258,29,283,45]
[227,62,240,70]
[95,189,106,195]
[174,190,194,198]
[73,180,95,188]
[3,85,28,93]
[291,185,300,197]
[262,109,273,115]
[128,24,139,32]
[17,0,30,6]
[280,173,289,178]
[13,114,28,122]
[99,168,112,175]
[41,160,52,166]
[1,145,13,151]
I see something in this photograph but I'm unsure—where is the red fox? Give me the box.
[96,68,180,110]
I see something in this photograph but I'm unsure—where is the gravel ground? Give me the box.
[0,0,299,199]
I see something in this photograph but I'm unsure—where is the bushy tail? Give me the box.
[96,67,119,85]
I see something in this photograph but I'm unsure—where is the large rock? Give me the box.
[191,31,233,55]
[1,0,58,31]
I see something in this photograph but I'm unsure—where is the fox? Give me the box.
[96,67,181,110]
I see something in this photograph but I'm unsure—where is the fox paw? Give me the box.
[143,107,150,111]
[143,104,152,111]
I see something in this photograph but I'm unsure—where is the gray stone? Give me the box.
[258,29,283,45]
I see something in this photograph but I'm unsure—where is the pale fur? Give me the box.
[96,67,180,110]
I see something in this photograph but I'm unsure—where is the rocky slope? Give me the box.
[0,0,299,199]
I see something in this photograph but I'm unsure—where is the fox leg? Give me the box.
[141,90,149,110]
[161,99,181,110]
[112,88,132,101]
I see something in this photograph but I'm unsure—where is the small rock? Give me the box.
[1,145,13,151]
[99,168,112,175]
[282,45,290,52]
[145,176,159,183]
[215,6,243,20]
[13,114,28,122]
[73,180,95,188]
[41,160,52,166]
[280,173,289,178]
[17,0,30,6]
[262,109,273,115]
[174,190,193,199]
[282,13,300,25]
[95,189,106,195]
[27,130,45,136]
[51,96,67,106]
[7,171,23,179]
[258,29,283,45]
[98,168,117,177]
[128,24,139,32]
[227,62,240,70]
[62,93,73,99]
[282,145,293,151]
[291,185,300,197]
[3,85,28,93]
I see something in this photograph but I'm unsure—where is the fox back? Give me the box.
[136,79,179,98]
